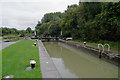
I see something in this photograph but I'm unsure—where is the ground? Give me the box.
[0,50,2,79]
[2,40,42,78]
[71,40,119,54]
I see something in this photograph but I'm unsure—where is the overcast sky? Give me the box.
[0,0,79,30]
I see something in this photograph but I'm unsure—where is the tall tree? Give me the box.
[26,27,32,33]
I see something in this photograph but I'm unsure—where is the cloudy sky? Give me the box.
[0,0,79,30]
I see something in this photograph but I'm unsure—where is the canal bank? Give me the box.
[59,39,120,65]
[43,41,118,78]
[38,40,61,78]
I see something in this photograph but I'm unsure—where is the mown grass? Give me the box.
[0,50,2,79]
[8,37,22,42]
[0,38,2,41]
[2,40,42,78]
[0,38,21,42]
[1,34,19,37]
[0,38,6,41]
[0,36,22,42]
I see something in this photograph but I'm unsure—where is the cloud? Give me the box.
[0,0,79,30]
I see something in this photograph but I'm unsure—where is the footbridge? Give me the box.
[31,37,60,41]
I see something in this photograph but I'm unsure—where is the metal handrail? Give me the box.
[98,43,104,53]
[104,43,110,53]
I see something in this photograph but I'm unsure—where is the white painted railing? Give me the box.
[98,43,104,53]
[104,43,110,53]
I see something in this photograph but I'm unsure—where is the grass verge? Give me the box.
[73,40,118,50]
[1,34,19,37]
[2,40,42,78]
[0,50,2,79]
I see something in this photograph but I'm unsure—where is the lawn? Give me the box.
[0,38,5,41]
[2,40,42,78]
[1,34,19,37]
[0,37,21,42]
[0,38,2,41]
[0,50,2,79]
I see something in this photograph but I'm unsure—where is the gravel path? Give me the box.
[0,42,16,51]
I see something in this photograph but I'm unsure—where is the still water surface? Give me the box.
[43,42,118,78]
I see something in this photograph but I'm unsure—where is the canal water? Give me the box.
[43,42,118,78]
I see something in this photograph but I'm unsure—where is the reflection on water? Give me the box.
[43,42,118,78]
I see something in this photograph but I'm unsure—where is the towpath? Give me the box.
[0,42,16,51]
[60,40,118,54]
[71,41,118,54]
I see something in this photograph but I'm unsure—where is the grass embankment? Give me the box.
[2,40,42,78]
[72,40,119,54]
[1,34,22,42]
[8,37,22,42]
[0,51,2,79]
[73,40,118,50]
[0,38,3,41]
[1,34,19,37]
[0,38,6,41]
[0,37,22,42]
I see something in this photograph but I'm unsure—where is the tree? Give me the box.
[26,27,32,33]
[35,2,120,42]
[35,12,63,37]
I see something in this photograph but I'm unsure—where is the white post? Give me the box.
[34,31,36,36]
[61,31,62,36]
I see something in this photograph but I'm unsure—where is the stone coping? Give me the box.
[38,40,62,78]
[59,39,120,65]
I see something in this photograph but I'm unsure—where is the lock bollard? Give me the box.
[84,42,86,47]
[30,60,36,69]
[34,43,36,46]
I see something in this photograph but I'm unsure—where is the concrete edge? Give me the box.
[59,39,120,65]
[38,40,62,78]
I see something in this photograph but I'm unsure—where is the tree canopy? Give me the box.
[1,27,33,37]
[26,27,32,33]
[35,2,120,42]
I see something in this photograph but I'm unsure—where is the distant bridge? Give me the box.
[31,37,60,41]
